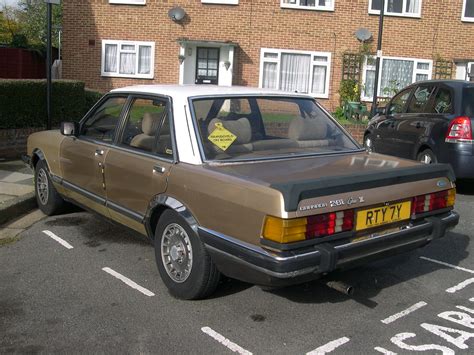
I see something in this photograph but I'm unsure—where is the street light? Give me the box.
[45,0,60,130]
[371,0,385,116]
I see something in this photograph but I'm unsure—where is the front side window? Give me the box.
[369,0,421,17]
[102,40,154,79]
[81,97,127,142]
[406,85,436,113]
[192,96,358,161]
[260,49,331,98]
[362,56,432,100]
[462,0,474,21]
[387,89,412,115]
[121,98,168,154]
[281,0,334,11]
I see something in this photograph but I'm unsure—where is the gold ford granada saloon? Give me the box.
[25,85,459,300]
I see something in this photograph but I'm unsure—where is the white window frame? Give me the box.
[281,0,334,11]
[368,0,422,18]
[109,0,146,4]
[462,0,474,22]
[201,0,239,4]
[361,55,432,101]
[101,40,155,79]
[259,48,331,99]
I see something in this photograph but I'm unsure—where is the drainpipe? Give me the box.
[371,0,385,116]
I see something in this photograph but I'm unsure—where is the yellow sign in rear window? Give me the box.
[208,122,237,151]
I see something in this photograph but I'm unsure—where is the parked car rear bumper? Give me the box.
[200,211,459,287]
[439,143,474,179]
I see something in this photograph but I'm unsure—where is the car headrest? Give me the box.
[208,117,252,144]
[142,112,161,136]
[288,117,328,141]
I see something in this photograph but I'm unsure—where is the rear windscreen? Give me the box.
[463,87,474,116]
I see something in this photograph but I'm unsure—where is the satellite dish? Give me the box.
[168,7,186,22]
[355,28,373,42]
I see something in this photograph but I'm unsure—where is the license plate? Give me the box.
[355,201,411,231]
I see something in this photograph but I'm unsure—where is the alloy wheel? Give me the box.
[37,168,49,205]
[161,223,193,283]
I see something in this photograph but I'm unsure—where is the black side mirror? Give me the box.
[375,106,386,115]
[60,122,79,136]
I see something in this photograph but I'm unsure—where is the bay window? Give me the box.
[369,0,422,17]
[281,0,334,11]
[259,48,331,98]
[462,0,474,22]
[362,56,432,100]
[101,40,154,79]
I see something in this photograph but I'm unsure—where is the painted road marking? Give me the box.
[306,337,350,355]
[102,267,155,297]
[201,326,252,355]
[42,230,73,249]
[381,301,428,325]
[420,256,474,274]
[446,278,474,293]
[374,346,397,354]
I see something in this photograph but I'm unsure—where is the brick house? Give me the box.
[63,0,474,111]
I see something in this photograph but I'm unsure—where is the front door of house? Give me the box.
[195,47,219,84]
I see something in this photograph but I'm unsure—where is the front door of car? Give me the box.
[104,96,175,234]
[376,87,413,156]
[60,95,128,216]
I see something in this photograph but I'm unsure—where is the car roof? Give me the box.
[110,84,314,98]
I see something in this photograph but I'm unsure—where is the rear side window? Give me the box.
[430,88,454,114]
[463,87,474,117]
[407,86,436,113]
[388,88,412,115]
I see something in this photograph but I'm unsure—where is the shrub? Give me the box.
[0,79,87,129]
[84,89,103,113]
[338,79,360,104]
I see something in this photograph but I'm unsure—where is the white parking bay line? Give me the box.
[420,256,474,274]
[381,301,427,325]
[306,337,350,355]
[201,327,252,355]
[102,267,155,297]
[374,347,397,355]
[42,230,73,249]
[446,277,474,293]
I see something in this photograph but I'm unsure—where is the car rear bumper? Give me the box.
[200,211,459,287]
[439,143,474,179]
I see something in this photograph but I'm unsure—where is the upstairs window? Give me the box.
[462,0,474,22]
[101,40,154,79]
[260,48,331,98]
[281,0,334,11]
[369,0,421,18]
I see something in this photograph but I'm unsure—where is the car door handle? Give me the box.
[153,165,166,174]
[95,149,104,156]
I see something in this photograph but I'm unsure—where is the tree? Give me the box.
[16,0,62,49]
[0,3,23,45]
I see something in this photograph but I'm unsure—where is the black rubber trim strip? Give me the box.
[106,201,144,223]
[271,163,455,211]
[61,180,106,205]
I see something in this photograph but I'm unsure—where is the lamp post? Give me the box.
[45,0,60,130]
[371,0,385,116]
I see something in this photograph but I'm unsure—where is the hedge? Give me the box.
[0,80,103,129]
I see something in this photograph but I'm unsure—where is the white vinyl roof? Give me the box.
[111,84,314,99]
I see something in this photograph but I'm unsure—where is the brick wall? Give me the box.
[62,0,474,112]
[342,124,366,144]
[0,128,44,160]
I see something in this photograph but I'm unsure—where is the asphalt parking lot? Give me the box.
[1,186,474,354]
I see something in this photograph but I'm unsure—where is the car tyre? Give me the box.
[364,134,374,153]
[417,149,437,164]
[34,160,67,215]
[154,209,220,300]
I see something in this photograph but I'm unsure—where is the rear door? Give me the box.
[397,84,437,158]
[104,95,176,234]
[375,87,413,155]
[60,95,128,216]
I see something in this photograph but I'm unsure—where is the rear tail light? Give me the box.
[445,116,473,143]
[411,188,456,215]
[263,210,354,244]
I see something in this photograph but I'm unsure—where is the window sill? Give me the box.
[101,73,154,79]
[280,4,334,11]
[368,11,421,19]
[109,1,146,5]
[461,17,474,23]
